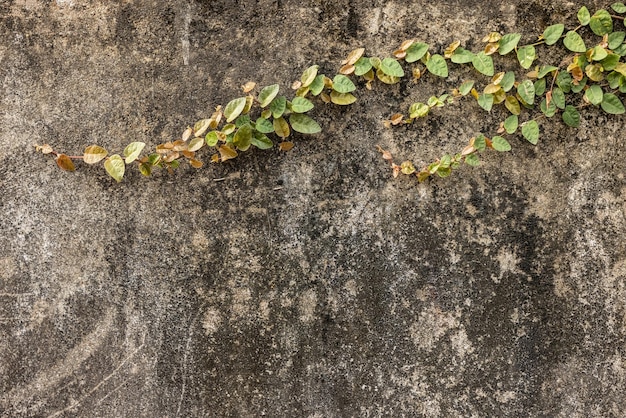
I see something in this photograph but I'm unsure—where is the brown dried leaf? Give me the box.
[182,127,193,142]
[172,140,188,152]
[279,141,294,152]
[182,150,195,159]
[163,151,180,162]
[242,81,256,93]
[412,67,421,80]
[390,113,404,125]
[291,80,302,90]
[189,158,203,168]
[218,145,238,161]
[40,144,53,154]
[56,154,76,171]
[339,64,355,75]
[393,49,407,59]
[444,40,461,58]
[399,39,415,51]
[376,145,393,161]
[345,47,365,65]
[484,42,499,55]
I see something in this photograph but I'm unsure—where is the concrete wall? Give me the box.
[2,0,626,416]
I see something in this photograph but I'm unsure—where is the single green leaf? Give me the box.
[472,52,494,76]
[571,77,587,93]
[516,45,536,69]
[405,42,429,63]
[607,70,624,88]
[589,10,613,36]
[330,91,357,105]
[289,114,322,134]
[500,72,516,92]
[556,71,572,92]
[477,93,494,111]
[563,31,586,53]
[258,84,280,108]
[83,145,108,164]
[273,117,290,138]
[504,115,518,134]
[234,114,251,128]
[601,53,620,71]
[224,97,247,122]
[590,45,609,61]
[465,153,480,166]
[251,132,273,150]
[205,131,219,146]
[474,134,487,151]
[491,136,511,151]
[612,2,626,13]
[301,65,319,88]
[233,123,252,151]
[521,120,539,145]
[270,96,287,118]
[517,79,535,105]
[540,98,557,117]
[614,43,626,56]
[309,75,325,96]
[578,6,591,25]
[459,80,475,96]
[601,93,626,114]
[451,48,474,64]
[552,87,566,109]
[290,97,315,113]
[562,105,581,127]
[255,117,274,134]
[499,33,521,55]
[538,65,558,79]
[534,78,546,96]
[426,54,448,77]
[104,155,125,182]
[123,142,146,164]
[380,58,405,77]
[584,84,604,105]
[353,57,372,76]
[332,74,357,93]
[542,24,565,45]
[139,163,151,176]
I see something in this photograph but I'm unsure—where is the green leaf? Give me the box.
[425,54,448,77]
[309,75,325,96]
[584,84,604,105]
[301,65,319,88]
[451,48,474,64]
[538,65,558,79]
[601,53,620,71]
[224,97,247,122]
[290,97,315,113]
[123,142,146,164]
[516,45,536,69]
[251,132,273,150]
[405,42,429,63]
[465,153,480,166]
[273,117,290,138]
[477,93,494,111]
[491,136,511,151]
[270,96,287,118]
[472,52,494,76]
[601,93,626,114]
[534,78,546,96]
[552,87,566,109]
[607,70,624,88]
[354,57,373,76]
[474,134,487,151]
[83,145,108,164]
[104,155,125,182]
[499,33,521,55]
[289,114,322,134]
[500,72,516,92]
[562,105,581,127]
[542,24,564,45]
[589,10,613,36]
[556,71,572,93]
[330,91,357,105]
[612,2,626,13]
[571,77,587,93]
[258,84,280,108]
[205,131,219,146]
[332,74,357,93]
[521,120,539,145]
[234,114,250,128]
[517,79,535,105]
[459,80,475,96]
[563,31,586,53]
[380,58,405,77]
[503,115,518,134]
[233,123,252,151]
[540,98,557,117]
[578,6,591,25]
[255,117,274,134]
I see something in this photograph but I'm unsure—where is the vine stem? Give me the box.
[51,151,84,159]
[611,15,625,20]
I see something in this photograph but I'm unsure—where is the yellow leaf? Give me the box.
[83,145,108,164]
[104,155,125,182]
[484,42,499,55]
[345,47,365,65]
[444,40,461,58]
[189,158,203,168]
[484,83,501,94]
[241,81,256,93]
[188,136,204,152]
[218,145,237,161]
[273,117,290,138]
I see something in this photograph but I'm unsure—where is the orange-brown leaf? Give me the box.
[56,154,76,171]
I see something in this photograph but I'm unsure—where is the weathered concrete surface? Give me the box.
[1,0,626,416]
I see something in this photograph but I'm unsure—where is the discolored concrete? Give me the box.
[1,0,626,416]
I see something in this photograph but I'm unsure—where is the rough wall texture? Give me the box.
[2,0,626,416]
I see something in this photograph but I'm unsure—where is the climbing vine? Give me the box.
[35,3,626,182]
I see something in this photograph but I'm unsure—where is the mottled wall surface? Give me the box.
[1,0,626,416]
